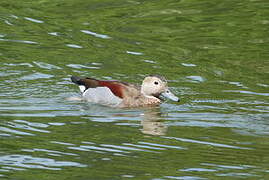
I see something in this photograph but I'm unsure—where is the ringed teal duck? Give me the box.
[71,75,179,108]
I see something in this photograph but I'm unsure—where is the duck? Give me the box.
[70,75,179,108]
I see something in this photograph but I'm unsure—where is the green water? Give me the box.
[0,0,269,179]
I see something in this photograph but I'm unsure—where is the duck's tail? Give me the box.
[71,76,86,93]
[71,76,82,85]
[71,76,100,93]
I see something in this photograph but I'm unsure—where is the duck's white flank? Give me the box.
[82,87,123,106]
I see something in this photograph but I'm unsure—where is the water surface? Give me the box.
[0,0,269,179]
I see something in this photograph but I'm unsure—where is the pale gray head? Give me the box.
[141,75,180,102]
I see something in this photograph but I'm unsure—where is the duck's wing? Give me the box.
[71,76,135,106]
[71,76,127,97]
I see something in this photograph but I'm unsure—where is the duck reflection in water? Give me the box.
[141,107,167,136]
[67,99,168,136]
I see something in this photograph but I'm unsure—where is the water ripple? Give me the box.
[67,63,100,69]
[33,61,62,70]
[186,76,205,83]
[180,167,217,172]
[164,175,207,180]
[223,90,269,96]
[0,38,38,44]
[80,145,127,153]
[0,126,34,136]
[181,63,197,67]
[122,143,164,151]
[163,136,251,150]
[7,121,50,133]
[19,72,54,80]
[81,30,111,39]
[126,51,143,55]
[50,141,75,146]
[21,148,77,156]
[0,154,86,170]
[48,32,59,36]
[24,17,44,23]
[138,142,185,150]
[66,44,83,48]
[100,144,144,152]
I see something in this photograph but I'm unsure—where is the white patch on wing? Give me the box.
[82,87,123,106]
[79,85,86,93]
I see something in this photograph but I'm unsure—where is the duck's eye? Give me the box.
[154,81,159,85]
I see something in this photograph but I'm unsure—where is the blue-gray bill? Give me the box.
[161,89,180,102]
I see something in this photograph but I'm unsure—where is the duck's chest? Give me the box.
[121,95,161,107]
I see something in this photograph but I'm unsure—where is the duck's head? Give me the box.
[141,75,180,102]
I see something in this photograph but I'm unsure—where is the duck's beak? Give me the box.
[161,89,180,102]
